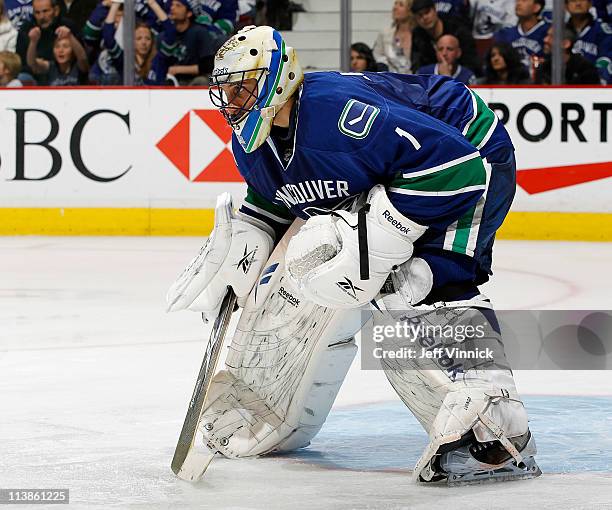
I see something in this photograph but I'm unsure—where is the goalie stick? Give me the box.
[171,289,237,481]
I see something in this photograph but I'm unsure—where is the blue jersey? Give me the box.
[5,0,32,31]
[549,2,612,23]
[494,20,550,69]
[234,72,514,282]
[200,0,238,35]
[158,0,237,35]
[435,0,469,20]
[417,63,476,85]
[568,16,612,83]
[593,0,612,22]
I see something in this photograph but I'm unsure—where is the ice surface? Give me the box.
[1,237,611,509]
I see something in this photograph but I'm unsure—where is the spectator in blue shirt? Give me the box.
[198,0,238,36]
[5,0,32,31]
[565,0,612,83]
[494,0,549,73]
[435,0,470,28]
[592,0,612,22]
[166,0,224,84]
[534,24,601,83]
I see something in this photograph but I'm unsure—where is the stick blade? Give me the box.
[170,290,236,481]
[173,447,216,482]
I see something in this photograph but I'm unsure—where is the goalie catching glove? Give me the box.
[166,193,274,321]
[285,185,427,308]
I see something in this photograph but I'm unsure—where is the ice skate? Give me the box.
[427,428,542,485]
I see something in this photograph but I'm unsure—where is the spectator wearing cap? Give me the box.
[411,0,480,74]
[565,0,612,84]
[417,33,476,83]
[167,0,224,85]
[534,24,601,84]
[494,0,550,74]
[372,0,416,74]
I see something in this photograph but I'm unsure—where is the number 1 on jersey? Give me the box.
[395,127,421,150]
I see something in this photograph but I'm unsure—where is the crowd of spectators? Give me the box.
[0,0,249,86]
[0,0,609,87]
[363,0,610,84]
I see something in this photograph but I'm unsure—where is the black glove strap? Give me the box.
[358,203,371,280]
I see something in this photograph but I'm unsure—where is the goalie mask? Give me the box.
[209,25,304,153]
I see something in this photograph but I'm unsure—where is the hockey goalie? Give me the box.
[166,25,541,485]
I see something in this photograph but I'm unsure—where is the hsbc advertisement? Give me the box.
[0,88,246,210]
[0,86,610,214]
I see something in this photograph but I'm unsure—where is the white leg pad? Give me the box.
[376,296,530,482]
[197,220,365,458]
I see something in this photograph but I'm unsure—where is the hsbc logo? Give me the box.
[0,108,131,182]
[156,109,244,183]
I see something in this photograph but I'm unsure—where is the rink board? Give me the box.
[0,86,610,239]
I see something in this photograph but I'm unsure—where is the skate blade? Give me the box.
[447,457,542,487]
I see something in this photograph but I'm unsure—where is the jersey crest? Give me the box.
[338,99,380,139]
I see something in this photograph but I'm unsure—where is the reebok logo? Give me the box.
[235,245,258,274]
[336,277,364,301]
[382,210,411,235]
[278,286,300,307]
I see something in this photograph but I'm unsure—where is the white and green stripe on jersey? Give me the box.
[388,150,489,257]
[462,87,499,152]
[443,158,492,257]
[238,186,294,239]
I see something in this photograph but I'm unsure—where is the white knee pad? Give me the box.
[197,220,367,458]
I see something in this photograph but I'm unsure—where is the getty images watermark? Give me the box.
[361,309,612,372]
[371,320,494,361]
